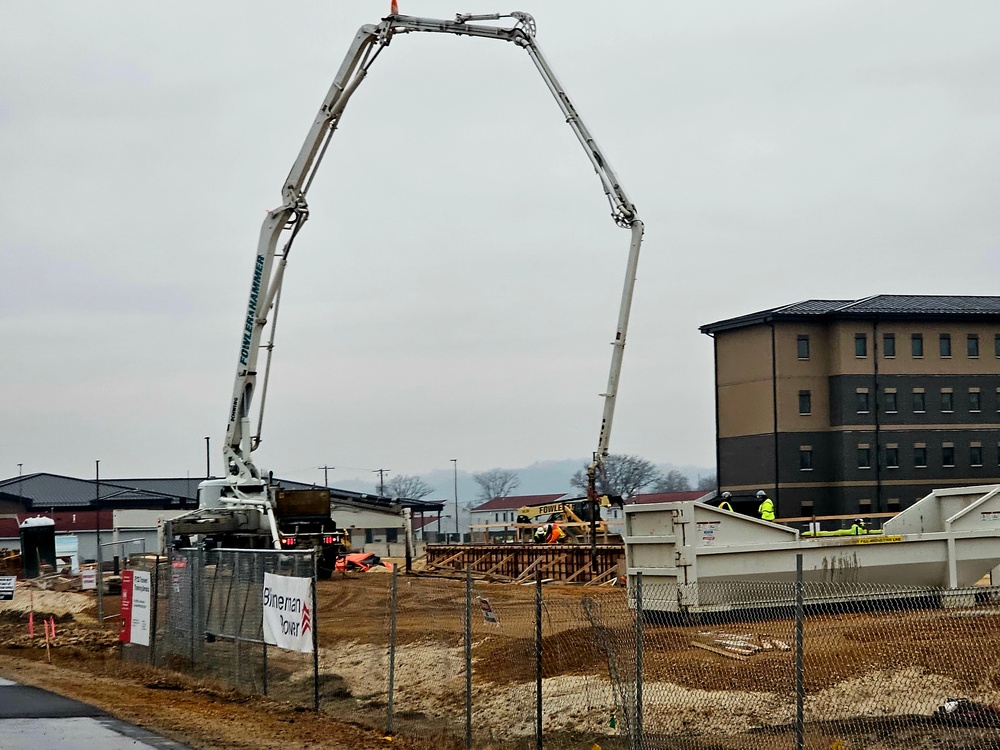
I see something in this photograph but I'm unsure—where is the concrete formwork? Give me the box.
[426,543,623,582]
[625,484,1000,613]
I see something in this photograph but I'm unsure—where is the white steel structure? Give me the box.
[217,11,644,540]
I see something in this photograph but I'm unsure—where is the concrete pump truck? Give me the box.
[168,9,644,575]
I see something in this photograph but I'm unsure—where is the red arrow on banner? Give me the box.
[301,602,312,636]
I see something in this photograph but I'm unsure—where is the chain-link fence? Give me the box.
[121,551,1000,749]
[122,548,318,707]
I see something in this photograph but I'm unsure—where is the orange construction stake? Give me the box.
[49,617,56,639]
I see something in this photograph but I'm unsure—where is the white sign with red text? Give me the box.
[262,572,314,653]
[129,571,151,646]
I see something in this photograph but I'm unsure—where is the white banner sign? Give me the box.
[0,576,15,601]
[81,570,97,590]
[262,572,314,653]
[130,571,152,646]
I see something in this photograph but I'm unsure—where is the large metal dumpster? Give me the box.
[624,484,1000,613]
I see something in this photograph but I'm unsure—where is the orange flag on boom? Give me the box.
[390,0,399,14]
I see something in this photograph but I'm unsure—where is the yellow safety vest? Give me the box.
[758,498,775,521]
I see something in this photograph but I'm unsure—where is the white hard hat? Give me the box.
[756,490,766,498]
[722,492,732,499]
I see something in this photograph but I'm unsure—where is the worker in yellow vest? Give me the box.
[718,491,734,512]
[757,490,775,521]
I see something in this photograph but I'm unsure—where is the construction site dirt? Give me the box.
[2,573,1000,749]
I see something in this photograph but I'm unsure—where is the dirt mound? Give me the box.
[0,583,94,616]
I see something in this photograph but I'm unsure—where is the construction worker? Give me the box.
[757,490,775,521]
[533,524,550,544]
[849,518,869,535]
[546,522,566,544]
[718,491,734,512]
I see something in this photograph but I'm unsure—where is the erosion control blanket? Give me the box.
[335,553,392,572]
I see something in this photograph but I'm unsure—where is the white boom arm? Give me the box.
[222,11,644,500]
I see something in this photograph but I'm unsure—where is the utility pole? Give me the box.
[374,468,390,496]
[204,436,211,479]
[320,465,335,487]
[451,459,459,540]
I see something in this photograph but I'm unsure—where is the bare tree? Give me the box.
[383,474,434,500]
[473,469,520,501]
[696,475,717,492]
[654,469,692,492]
[569,454,661,499]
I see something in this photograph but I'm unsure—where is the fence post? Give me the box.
[465,565,473,750]
[312,550,319,712]
[386,562,398,734]
[535,567,543,750]
[795,553,804,750]
[634,571,643,750]
[149,555,160,666]
[189,550,196,668]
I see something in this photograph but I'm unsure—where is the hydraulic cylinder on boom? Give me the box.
[217,11,644,548]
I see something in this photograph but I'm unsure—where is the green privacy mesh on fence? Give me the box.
[122,555,1000,749]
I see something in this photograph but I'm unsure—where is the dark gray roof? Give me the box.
[0,473,445,513]
[701,295,1000,334]
[0,473,194,510]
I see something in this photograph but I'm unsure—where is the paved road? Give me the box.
[0,677,192,749]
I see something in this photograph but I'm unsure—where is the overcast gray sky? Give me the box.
[3,1,999,486]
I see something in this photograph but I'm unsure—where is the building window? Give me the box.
[884,390,897,413]
[971,445,983,467]
[995,334,1000,358]
[912,333,924,358]
[365,528,374,544]
[940,333,952,357]
[799,447,813,471]
[858,447,871,469]
[970,390,981,412]
[859,499,872,514]
[386,527,399,543]
[856,391,870,413]
[941,390,954,412]
[943,444,955,467]
[883,333,896,358]
[968,334,980,358]
[799,390,811,415]
[913,390,925,413]
[914,446,927,468]
[885,446,899,468]
[855,333,868,357]
[887,499,901,513]
[797,335,810,360]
